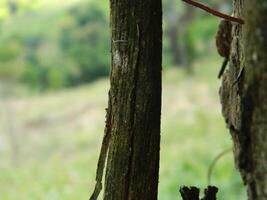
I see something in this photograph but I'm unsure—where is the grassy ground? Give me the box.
[0,57,246,199]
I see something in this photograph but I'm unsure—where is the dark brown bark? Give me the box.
[180,186,200,200]
[179,186,218,200]
[219,1,267,199]
[90,1,162,200]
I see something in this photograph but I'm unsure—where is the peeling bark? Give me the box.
[219,0,267,199]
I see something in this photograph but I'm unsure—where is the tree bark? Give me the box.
[102,1,162,200]
[220,1,267,199]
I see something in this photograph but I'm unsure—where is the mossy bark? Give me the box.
[220,0,267,199]
[103,1,162,199]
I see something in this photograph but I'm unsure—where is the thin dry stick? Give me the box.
[182,0,244,24]
[207,148,232,185]
[89,96,112,200]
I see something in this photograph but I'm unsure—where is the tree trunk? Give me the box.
[219,1,267,199]
[102,1,162,200]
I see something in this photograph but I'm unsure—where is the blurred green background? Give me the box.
[0,0,246,199]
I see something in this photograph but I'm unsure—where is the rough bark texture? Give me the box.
[179,186,218,200]
[220,0,267,199]
[103,1,162,200]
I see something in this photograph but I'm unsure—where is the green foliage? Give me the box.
[0,36,24,80]
[0,42,20,62]
[0,0,110,91]
[47,67,67,90]
[184,17,218,61]
[0,0,224,90]
[21,64,47,90]
[59,1,110,86]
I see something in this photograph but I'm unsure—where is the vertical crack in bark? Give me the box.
[125,18,141,200]
[239,82,256,173]
[103,1,161,199]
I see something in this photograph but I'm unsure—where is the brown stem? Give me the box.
[182,0,244,24]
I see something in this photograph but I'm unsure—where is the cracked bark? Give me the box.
[219,1,267,199]
[102,1,162,199]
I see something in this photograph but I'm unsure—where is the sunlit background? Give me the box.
[0,0,246,199]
